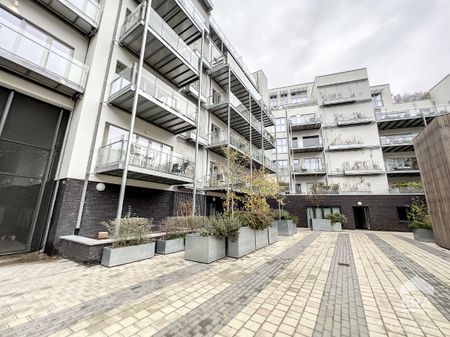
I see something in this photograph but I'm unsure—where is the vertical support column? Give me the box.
[227,68,231,170]
[192,29,205,216]
[285,110,294,194]
[116,0,152,228]
[260,107,264,171]
[0,90,14,136]
[249,93,253,177]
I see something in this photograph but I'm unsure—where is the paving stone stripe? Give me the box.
[153,232,321,337]
[367,233,450,322]
[395,234,450,262]
[312,234,369,337]
[0,263,211,337]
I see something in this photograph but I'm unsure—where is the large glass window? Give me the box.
[270,95,278,108]
[275,117,286,133]
[303,135,320,147]
[275,138,287,154]
[372,94,383,108]
[291,91,308,104]
[280,93,288,106]
[306,207,341,227]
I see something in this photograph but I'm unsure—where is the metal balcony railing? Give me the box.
[177,0,207,31]
[110,67,197,122]
[207,129,250,154]
[389,186,424,194]
[290,113,321,127]
[61,0,102,26]
[292,138,323,149]
[293,160,324,173]
[121,4,199,71]
[385,158,419,171]
[380,134,417,146]
[97,137,195,180]
[0,20,89,91]
[375,105,450,121]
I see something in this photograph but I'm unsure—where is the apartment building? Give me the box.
[0,0,276,255]
[269,69,450,231]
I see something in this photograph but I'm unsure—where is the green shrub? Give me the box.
[325,213,347,225]
[408,198,432,229]
[199,215,241,242]
[236,209,273,231]
[102,211,154,248]
[271,209,299,225]
[160,216,207,240]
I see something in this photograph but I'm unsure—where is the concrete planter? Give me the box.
[332,222,343,232]
[101,242,155,267]
[312,219,332,231]
[412,228,435,242]
[156,238,185,255]
[268,222,279,244]
[227,227,256,258]
[184,234,226,264]
[277,220,297,236]
[255,228,269,250]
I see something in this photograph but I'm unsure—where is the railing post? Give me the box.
[116,0,152,231]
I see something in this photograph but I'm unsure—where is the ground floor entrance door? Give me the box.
[353,206,371,229]
[0,88,69,255]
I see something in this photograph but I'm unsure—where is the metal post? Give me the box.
[226,67,231,208]
[249,93,253,177]
[0,90,14,136]
[192,29,205,216]
[116,0,152,228]
[286,110,294,194]
[260,108,264,170]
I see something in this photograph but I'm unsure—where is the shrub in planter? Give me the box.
[271,209,297,236]
[101,212,155,267]
[325,213,347,232]
[408,198,434,242]
[237,198,273,249]
[185,215,239,263]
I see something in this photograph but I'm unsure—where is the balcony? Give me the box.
[208,52,274,127]
[0,20,88,95]
[137,0,206,44]
[181,80,207,105]
[290,114,321,131]
[293,160,326,176]
[181,128,209,147]
[385,157,420,176]
[389,186,424,194]
[292,139,324,153]
[109,66,197,134]
[380,134,416,152]
[376,105,450,130]
[35,0,102,35]
[337,113,374,127]
[205,130,275,173]
[120,3,199,88]
[207,93,275,150]
[96,137,195,185]
[328,137,369,151]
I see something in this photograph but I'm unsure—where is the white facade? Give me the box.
[269,68,450,196]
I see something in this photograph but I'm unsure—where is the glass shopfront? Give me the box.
[0,87,69,254]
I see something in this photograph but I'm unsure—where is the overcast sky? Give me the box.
[212,0,450,94]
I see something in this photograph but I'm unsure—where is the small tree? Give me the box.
[408,197,432,229]
[306,183,324,218]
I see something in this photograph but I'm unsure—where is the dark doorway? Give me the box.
[353,206,371,229]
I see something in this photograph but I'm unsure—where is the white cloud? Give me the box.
[212,0,450,93]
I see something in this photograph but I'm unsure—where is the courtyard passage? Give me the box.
[0,230,449,337]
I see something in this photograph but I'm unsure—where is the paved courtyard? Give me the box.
[0,230,449,337]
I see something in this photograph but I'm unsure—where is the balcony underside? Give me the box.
[35,0,98,36]
[344,170,384,176]
[151,0,202,44]
[291,122,321,131]
[337,119,373,127]
[377,117,424,130]
[120,22,198,88]
[205,143,275,173]
[0,52,83,96]
[292,146,324,153]
[96,162,193,185]
[328,145,368,152]
[181,132,208,147]
[209,64,272,127]
[109,84,196,134]
[208,103,274,150]
[386,170,420,177]
[382,145,414,153]
[322,98,357,106]
[293,171,326,176]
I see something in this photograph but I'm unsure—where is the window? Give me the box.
[295,184,302,194]
[276,138,287,154]
[277,160,288,168]
[304,158,321,170]
[307,207,341,227]
[280,93,288,106]
[303,135,320,147]
[270,95,278,107]
[291,91,308,104]
[397,207,410,221]
[275,117,286,133]
[212,89,223,105]
[372,94,383,108]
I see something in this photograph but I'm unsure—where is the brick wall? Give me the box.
[271,194,426,232]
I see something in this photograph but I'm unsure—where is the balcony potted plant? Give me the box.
[156,216,206,255]
[185,215,240,263]
[101,211,155,267]
[273,209,297,237]
[325,213,347,232]
[408,198,434,242]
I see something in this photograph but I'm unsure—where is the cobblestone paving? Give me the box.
[0,231,449,337]
[312,234,369,337]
